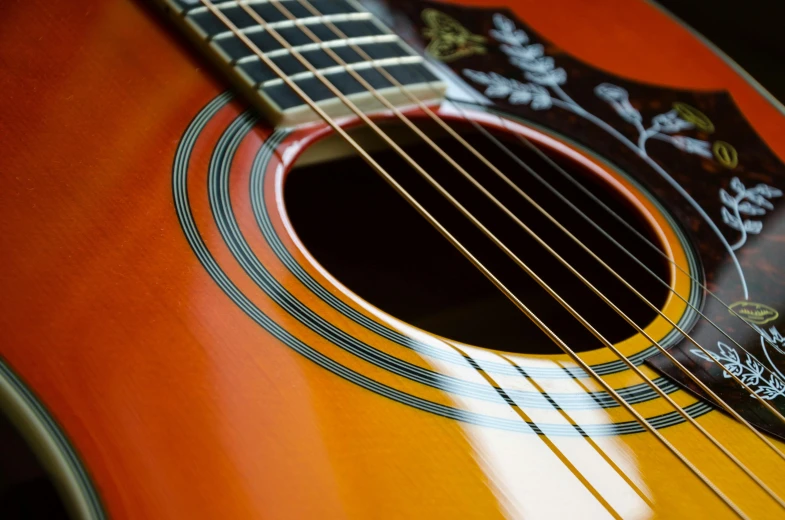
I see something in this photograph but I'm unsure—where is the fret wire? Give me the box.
[210,12,372,40]
[237,34,400,62]
[203,0,745,513]
[187,0,303,12]
[170,0,434,125]
[258,56,422,88]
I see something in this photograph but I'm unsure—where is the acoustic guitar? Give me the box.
[3,0,785,518]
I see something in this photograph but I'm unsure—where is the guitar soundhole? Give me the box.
[285,119,673,354]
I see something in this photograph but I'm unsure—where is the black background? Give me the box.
[657,0,785,101]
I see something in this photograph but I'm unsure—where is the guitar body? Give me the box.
[3,0,785,518]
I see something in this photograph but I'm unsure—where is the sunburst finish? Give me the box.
[2,0,785,518]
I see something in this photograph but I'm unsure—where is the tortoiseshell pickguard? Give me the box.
[372,0,785,439]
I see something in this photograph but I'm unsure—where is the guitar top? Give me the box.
[2,0,785,518]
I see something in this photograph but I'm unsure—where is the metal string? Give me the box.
[447,342,625,519]
[282,0,785,437]
[243,0,776,508]
[200,0,748,514]
[469,109,785,361]
[494,352,656,510]
[260,0,785,500]
[451,111,785,386]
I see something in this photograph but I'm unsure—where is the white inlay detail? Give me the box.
[462,12,754,298]
[690,340,785,401]
[719,177,781,250]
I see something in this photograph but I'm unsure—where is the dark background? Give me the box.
[657,0,785,102]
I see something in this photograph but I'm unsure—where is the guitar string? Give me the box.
[194,0,744,517]
[257,0,785,491]
[194,0,764,505]
[202,0,744,514]
[448,109,785,385]
[463,104,785,363]
[447,342,626,520]
[280,0,785,438]
[506,352,659,509]
[280,0,785,442]
[231,0,785,507]
[493,351,656,510]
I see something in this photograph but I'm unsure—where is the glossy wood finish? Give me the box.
[2,0,785,518]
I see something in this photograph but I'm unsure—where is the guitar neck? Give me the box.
[157,0,447,126]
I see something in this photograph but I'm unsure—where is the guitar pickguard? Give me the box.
[373,0,785,439]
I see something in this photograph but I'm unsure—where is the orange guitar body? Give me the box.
[2,0,785,518]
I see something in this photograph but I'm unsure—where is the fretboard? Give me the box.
[159,0,446,125]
